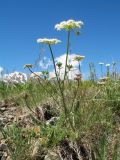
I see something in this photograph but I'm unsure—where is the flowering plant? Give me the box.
[25,19,85,131]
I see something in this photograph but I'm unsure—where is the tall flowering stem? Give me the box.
[48,46,75,131]
[107,66,110,77]
[112,61,117,79]
[99,63,104,78]
[100,64,103,78]
[48,44,59,82]
[79,62,81,73]
[106,64,110,77]
[48,44,68,116]
[48,45,74,130]
[64,30,71,82]
[56,62,62,80]
[74,55,85,74]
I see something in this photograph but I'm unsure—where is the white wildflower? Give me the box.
[55,19,84,31]
[74,55,85,61]
[106,64,110,67]
[37,38,61,45]
[99,62,104,65]
[24,64,33,68]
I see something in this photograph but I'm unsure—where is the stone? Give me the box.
[46,117,59,125]
[6,156,11,160]
[0,143,7,151]
[0,107,7,112]
[44,150,60,160]
[1,152,8,160]
[0,151,3,158]
[7,115,14,120]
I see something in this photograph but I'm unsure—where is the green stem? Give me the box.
[107,66,110,77]
[79,62,81,73]
[48,46,76,132]
[48,45,68,116]
[49,45,59,83]
[64,30,71,82]
[101,65,103,78]
[59,68,60,80]
[48,45,75,131]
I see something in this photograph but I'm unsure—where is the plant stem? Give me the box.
[100,64,103,78]
[59,68,61,80]
[106,66,110,77]
[48,45,75,131]
[64,30,71,82]
[48,45,59,83]
[79,62,81,73]
[48,45,68,116]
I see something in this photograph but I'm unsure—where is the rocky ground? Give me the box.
[0,98,60,160]
[0,98,92,160]
[0,98,120,160]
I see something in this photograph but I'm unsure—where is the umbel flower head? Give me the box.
[56,62,62,69]
[67,64,73,71]
[112,61,116,65]
[24,64,33,68]
[37,38,61,45]
[74,55,85,62]
[99,62,104,65]
[55,19,84,31]
[106,64,110,67]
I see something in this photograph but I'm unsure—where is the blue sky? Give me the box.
[0,0,120,77]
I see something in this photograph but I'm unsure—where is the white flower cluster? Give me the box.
[55,19,84,31]
[74,55,85,61]
[3,72,28,84]
[106,64,110,67]
[99,62,104,65]
[37,38,61,45]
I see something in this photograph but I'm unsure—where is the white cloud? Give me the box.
[49,71,56,79]
[55,53,79,68]
[48,53,83,79]
[37,54,85,79]
[39,56,52,69]
[55,53,80,79]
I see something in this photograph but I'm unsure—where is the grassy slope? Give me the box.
[0,79,120,159]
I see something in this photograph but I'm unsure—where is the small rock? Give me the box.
[45,150,59,160]
[35,107,44,121]
[6,156,11,160]
[0,107,7,112]
[0,151,3,158]
[0,143,7,151]
[46,117,59,125]
[7,115,14,120]
[1,151,8,160]
[0,117,9,125]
